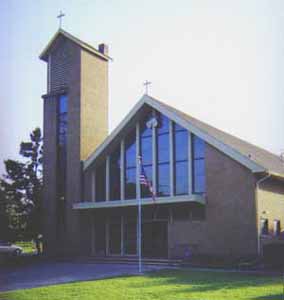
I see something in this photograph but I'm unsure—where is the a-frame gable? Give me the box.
[84,94,266,173]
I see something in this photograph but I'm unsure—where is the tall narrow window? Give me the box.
[110,146,121,201]
[57,94,68,200]
[95,161,106,202]
[192,135,205,194]
[140,114,153,198]
[174,123,188,195]
[156,113,170,197]
[125,130,136,200]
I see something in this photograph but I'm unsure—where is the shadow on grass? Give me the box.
[132,269,282,298]
[0,269,282,300]
[253,294,283,299]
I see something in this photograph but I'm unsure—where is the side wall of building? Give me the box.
[43,36,109,256]
[43,96,58,255]
[63,41,82,255]
[168,143,258,259]
[43,37,82,256]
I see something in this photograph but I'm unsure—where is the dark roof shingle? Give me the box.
[150,96,284,177]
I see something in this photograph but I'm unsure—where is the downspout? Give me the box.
[255,173,271,257]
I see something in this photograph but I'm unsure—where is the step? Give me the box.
[74,256,182,266]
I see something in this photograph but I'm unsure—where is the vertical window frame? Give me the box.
[156,113,170,197]
[192,134,206,194]
[173,123,189,196]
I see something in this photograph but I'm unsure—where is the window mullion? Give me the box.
[152,121,157,196]
[92,169,96,202]
[136,122,141,200]
[106,156,110,201]
[188,132,193,194]
[169,120,174,197]
[120,140,125,201]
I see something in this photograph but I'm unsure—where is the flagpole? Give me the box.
[138,156,142,273]
[138,191,142,273]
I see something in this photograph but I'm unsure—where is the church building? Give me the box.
[40,29,284,261]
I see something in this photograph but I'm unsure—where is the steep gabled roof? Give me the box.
[84,95,284,178]
[39,29,112,62]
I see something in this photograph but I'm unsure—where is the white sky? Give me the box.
[0,0,284,175]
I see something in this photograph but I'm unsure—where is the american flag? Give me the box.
[139,157,156,201]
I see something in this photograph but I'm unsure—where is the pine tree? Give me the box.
[1,128,43,241]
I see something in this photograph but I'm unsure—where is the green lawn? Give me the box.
[0,269,283,300]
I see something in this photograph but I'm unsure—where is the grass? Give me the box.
[14,241,35,254]
[0,269,283,300]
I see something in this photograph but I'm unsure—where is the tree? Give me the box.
[0,187,12,241]
[1,128,43,241]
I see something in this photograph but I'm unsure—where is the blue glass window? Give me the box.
[110,146,121,201]
[95,161,106,202]
[140,114,153,198]
[192,135,205,193]
[57,94,68,200]
[125,130,136,200]
[157,113,170,197]
[174,123,188,195]
[157,163,170,196]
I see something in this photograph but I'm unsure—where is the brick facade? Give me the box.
[42,34,109,256]
[169,144,258,259]
[41,30,284,260]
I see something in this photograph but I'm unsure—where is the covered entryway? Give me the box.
[142,221,168,258]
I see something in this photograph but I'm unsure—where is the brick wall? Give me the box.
[43,35,109,256]
[169,143,258,259]
[42,96,58,255]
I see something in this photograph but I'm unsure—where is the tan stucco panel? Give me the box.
[80,49,109,161]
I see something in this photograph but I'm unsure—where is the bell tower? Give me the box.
[40,29,110,255]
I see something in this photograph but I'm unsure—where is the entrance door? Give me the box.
[142,221,168,258]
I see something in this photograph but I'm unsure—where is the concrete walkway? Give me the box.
[0,261,169,292]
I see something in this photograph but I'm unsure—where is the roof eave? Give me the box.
[268,172,284,181]
[39,29,112,62]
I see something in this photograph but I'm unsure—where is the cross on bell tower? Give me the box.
[57,11,65,29]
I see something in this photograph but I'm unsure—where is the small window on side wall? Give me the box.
[273,220,281,237]
[260,218,268,235]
